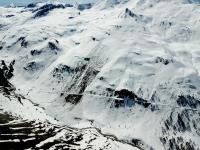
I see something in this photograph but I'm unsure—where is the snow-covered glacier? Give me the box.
[0,0,200,149]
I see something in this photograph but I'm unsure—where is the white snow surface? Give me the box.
[0,0,200,149]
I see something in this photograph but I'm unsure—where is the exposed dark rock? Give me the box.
[1,60,8,72]
[6,14,14,18]
[30,49,42,56]
[70,29,77,32]
[0,113,58,150]
[150,91,158,102]
[23,62,42,71]
[0,111,144,149]
[131,139,143,147]
[188,84,196,89]
[150,104,160,111]
[75,42,80,45]
[53,63,89,80]
[165,110,191,133]
[125,8,137,18]
[131,138,153,150]
[114,99,125,108]
[53,64,74,79]
[115,89,137,100]
[0,67,10,88]
[6,60,15,80]
[33,4,65,18]
[0,60,15,87]
[169,138,179,150]
[104,88,115,97]
[84,57,90,61]
[69,16,74,19]
[76,68,99,96]
[0,60,16,98]
[78,3,92,11]
[21,39,28,48]
[185,141,195,150]
[160,137,167,145]
[64,64,100,104]
[48,41,59,51]
[155,57,173,65]
[161,136,196,150]
[106,32,111,36]
[16,37,28,48]
[0,24,6,29]
[99,76,104,81]
[125,8,152,23]
[177,95,200,109]
[55,39,59,43]
[177,114,187,132]
[114,25,122,29]
[65,4,73,7]
[160,21,173,30]
[26,3,36,8]
[161,109,199,150]
[114,89,151,108]
[65,94,83,105]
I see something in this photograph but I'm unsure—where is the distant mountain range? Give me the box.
[0,0,96,6]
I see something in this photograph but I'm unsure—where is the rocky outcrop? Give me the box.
[0,112,138,150]
[33,4,65,18]
[0,60,15,88]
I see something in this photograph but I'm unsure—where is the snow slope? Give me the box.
[0,0,200,149]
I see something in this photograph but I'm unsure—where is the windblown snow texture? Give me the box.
[0,0,200,149]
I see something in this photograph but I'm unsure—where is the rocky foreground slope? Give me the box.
[0,0,200,149]
[0,112,137,150]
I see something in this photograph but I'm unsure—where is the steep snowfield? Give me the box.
[0,0,200,149]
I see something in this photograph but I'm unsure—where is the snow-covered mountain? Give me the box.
[0,0,200,149]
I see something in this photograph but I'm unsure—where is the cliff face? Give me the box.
[0,0,200,149]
